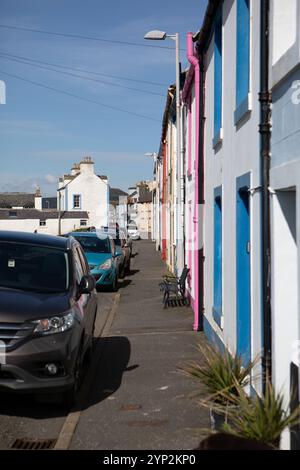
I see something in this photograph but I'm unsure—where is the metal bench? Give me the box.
[159,266,190,308]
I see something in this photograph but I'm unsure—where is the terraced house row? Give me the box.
[152,0,300,449]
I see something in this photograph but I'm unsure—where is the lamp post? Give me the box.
[144,30,184,273]
[57,187,63,236]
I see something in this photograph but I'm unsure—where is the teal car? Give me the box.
[70,232,121,291]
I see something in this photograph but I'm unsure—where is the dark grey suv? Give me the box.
[0,231,98,405]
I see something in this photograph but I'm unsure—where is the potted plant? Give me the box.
[182,343,256,431]
[221,379,300,449]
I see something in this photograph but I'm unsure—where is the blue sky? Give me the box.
[0,0,207,195]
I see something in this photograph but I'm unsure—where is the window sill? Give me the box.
[212,306,224,330]
[212,128,223,151]
[234,93,252,127]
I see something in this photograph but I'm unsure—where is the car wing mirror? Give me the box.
[79,274,95,294]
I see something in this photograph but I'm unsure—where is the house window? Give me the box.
[213,7,223,147]
[73,194,81,209]
[80,219,87,227]
[8,211,17,218]
[235,0,250,124]
[213,187,223,328]
[39,220,46,226]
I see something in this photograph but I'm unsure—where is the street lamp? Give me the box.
[145,152,158,160]
[57,186,64,236]
[144,29,184,272]
[144,31,180,142]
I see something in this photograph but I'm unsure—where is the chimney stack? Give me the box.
[34,186,42,210]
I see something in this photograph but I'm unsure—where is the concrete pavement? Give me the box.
[70,239,210,450]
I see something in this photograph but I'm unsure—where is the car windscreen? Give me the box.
[0,242,69,293]
[74,236,111,253]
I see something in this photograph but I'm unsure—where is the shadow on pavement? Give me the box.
[118,279,132,289]
[77,336,132,410]
[0,337,132,419]
[127,269,139,277]
[0,391,69,419]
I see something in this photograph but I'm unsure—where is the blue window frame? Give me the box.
[214,8,223,145]
[213,187,222,327]
[235,0,250,123]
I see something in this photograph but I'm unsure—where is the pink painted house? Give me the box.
[181,32,203,331]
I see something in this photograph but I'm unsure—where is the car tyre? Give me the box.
[111,274,118,292]
[119,264,126,279]
[125,259,131,274]
[62,343,84,408]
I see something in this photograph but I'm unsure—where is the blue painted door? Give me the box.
[236,175,251,365]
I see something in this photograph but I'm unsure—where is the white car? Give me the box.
[127,221,140,240]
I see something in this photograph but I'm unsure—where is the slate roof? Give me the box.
[0,209,88,220]
[0,193,35,209]
[42,197,58,209]
[109,187,128,204]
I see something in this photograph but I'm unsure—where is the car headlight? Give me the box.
[98,259,112,270]
[32,312,74,335]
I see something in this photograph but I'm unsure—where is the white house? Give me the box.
[58,157,109,229]
[196,0,263,391]
[269,0,300,449]
[127,181,153,239]
[0,189,88,235]
[0,209,89,235]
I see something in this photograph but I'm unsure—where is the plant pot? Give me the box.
[210,404,239,432]
[210,405,226,432]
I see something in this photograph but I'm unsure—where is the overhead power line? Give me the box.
[0,51,168,87]
[0,23,185,51]
[0,54,166,97]
[0,69,161,122]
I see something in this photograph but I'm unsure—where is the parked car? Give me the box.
[124,231,133,257]
[70,231,121,291]
[127,221,140,241]
[116,230,131,274]
[0,231,97,406]
[99,227,128,278]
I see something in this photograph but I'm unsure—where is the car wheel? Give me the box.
[63,343,84,408]
[86,314,96,364]
[125,259,131,274]
[119,264,126,279]
[110,274,118,292]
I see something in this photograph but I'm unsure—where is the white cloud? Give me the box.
[44,173,57,184]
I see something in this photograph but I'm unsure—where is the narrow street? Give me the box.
[0,240,209,451]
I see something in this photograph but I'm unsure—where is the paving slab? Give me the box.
[70,240,210,450]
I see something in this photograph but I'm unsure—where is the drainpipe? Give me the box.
[197,52,205,332]
[186,32,202,331]
[259,0,272,388]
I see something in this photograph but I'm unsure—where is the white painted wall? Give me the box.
[0,217,86,235]
[271,190,298,450]
[203,0,262,378]
[184,84,197,301]
[61,161,109,229]
[270,0,300,87]
[270,1,300,448]
[272,0,297,65]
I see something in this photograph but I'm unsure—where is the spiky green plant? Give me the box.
[222,379,300,448]
[182,343,256,405]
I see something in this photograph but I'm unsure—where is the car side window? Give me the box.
[77,246,89,275]
[110,238,115,255]
[73,248,84,284]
